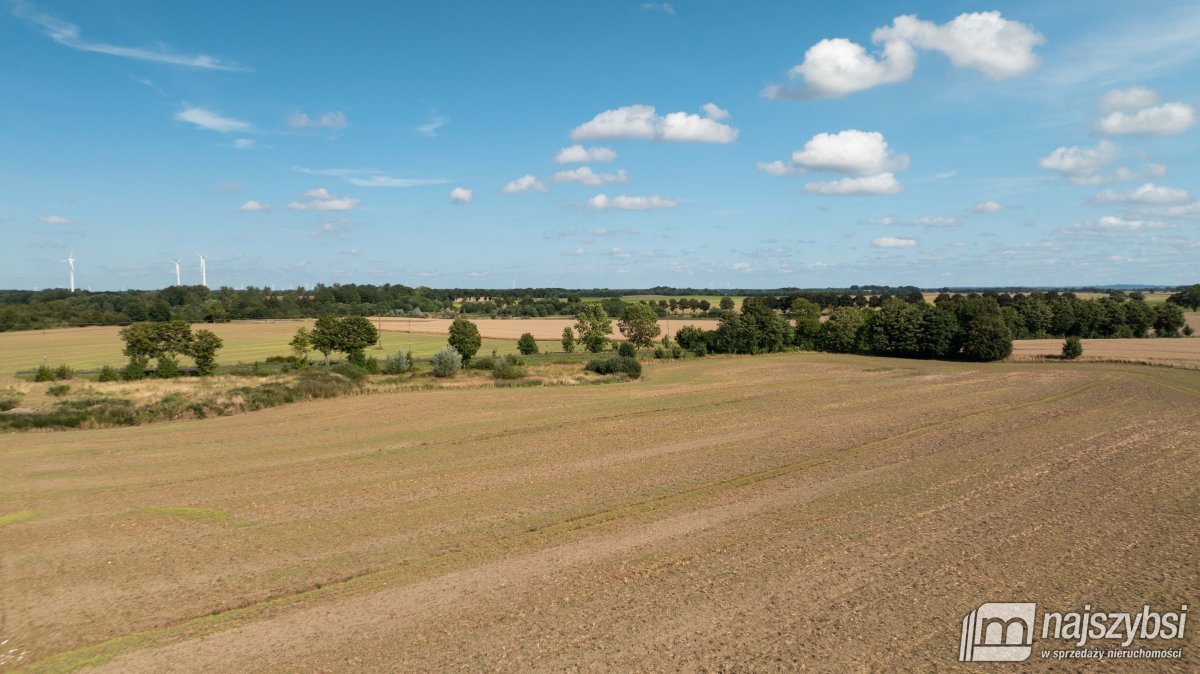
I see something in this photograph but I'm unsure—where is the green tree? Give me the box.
[917,307,958,359]
[618,302,661,348]
[1167,284,1200,310]
[862,299,922,357]
[335,315,381,365]
[575,304,612,353]
[155,354,181,378]
[817,307,867,353]
[448,317,482,364]
[517,332,539,355]
[790,297,822,350]
[617,341,637,358]
[961,315,1013,362]
[289,327,312,362]
[119,321,193,361]
[561,326,576,353]
[1062,336,1083,360]
[190,329,224,375]
[310,314,340,364]
[1153,303,1186,337]
[719,296,735,311]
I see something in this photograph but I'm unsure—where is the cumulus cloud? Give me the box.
[972,200,1004,213]
[1099,86,1159,113]
[37,215,73,224]
[1038,140,1119,183]
[1093,183,1191,205]
[13,4,246,71]
[732,262,754,273]
[787,130,909,175]
[553,166,629,186]
[1072,216,1174,232]
[449,187,473,204]
[555,145,617,163]
[288,111,347,129]
[570,104,738,144]
[764,11,1042,99]
[912,216,958,227]
[1131,201,1200,220]
[287,188,359,211]
[586,194,678,210]
[1097,102,1195,135]
[872,236,917,248]
[238,200,270,212]
[175,105,250,133]
[804,173,902,195]
[701,102,730,120]
[502,175,548,194]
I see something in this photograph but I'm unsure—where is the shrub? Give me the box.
[671,346,684,359]
[561,327,575,353]
[383,350,412,374]
[654,347,666,359]
[330,362,369,383]
[468,356,496,370]
[1061,336,1083,360]
[121,358,149,381]
[617,342,637,358]
[33,364,55,382]
[1186,325,1195,337]
[584,355,642,379]
[53,364,74,380]
[431,345,463,377]
[48,384,71,397]
[492,355,527,380]
[362,357,381,375]
[155,355,181,378]
[97,364,120,382]
[517,332,539,355]
[691,342,707,357]
[0,394,21,411]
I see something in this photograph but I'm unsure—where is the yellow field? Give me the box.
[1,354,1197,670]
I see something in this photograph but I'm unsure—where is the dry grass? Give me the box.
[377,316,719,341]
[1010,336,1200,368]
[1,354,1197,671]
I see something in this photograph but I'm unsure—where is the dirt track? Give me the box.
[1,354,1197,671]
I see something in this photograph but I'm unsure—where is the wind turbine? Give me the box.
[169,258,182,286]
[62,250,76,293]
[197,254,208,288]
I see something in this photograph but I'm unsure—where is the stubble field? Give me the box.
[1,353,1197,671]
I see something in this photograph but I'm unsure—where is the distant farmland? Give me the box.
[1,354,1197,670]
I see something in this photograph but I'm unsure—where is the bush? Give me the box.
[517,332,539,355]
[330,362,369,383]
[691,342,707,357]
[617,342,637,358]
[121,358,149,381]
[493,355,527,380]
[53,364,74,380]
[1186,325,1195,337]
[654,347,666,359]
[383,350,412,374]
[671,346,684,359]
[47,384,71,397]
[1062,336,1083,360]
[155,355,181,378]
[431,345,463,377]
[584,355,642,379]
[97,364,120,382]
[362,357,381,375]
[468,356,496,370]
[0,394,21,411]
[33,364,55,382]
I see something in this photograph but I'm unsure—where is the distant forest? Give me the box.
[0,283,1195,334]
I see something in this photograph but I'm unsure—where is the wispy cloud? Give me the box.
[175,106,250,133]
[293,167,450,188]
[12,2,247,71]
[288,111,347,129]
[287,188,359,212]
[417,110,449,137]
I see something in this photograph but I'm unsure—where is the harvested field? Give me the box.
[1011,336,1200,368]
[377,316,719,341]
[1,354,1197,671]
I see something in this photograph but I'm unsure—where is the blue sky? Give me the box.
[2,0,1198,290]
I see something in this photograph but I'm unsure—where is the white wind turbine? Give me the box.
[197,254,208,288]
[169,258,182,286]
[62,250,76,292]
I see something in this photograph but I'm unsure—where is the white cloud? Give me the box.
[553,166,629,186]
[502,175,548,194]
[609,246,633,259]
[293,166,449,188]
[37,215,73,224]
[865,216,897,225]
[554,145,617,163]
[1097,102,1195,135]
[232,138,256,150]
[732,262,754,273]
[755,160,794,176]
[1094,183,1191,205]
[417,110,448,137]
[238,200,270,212]
[288,111,347,129]
[972,200,1004,213]
[287,188,359,211]
[701,102,730,120]
[875,12,1044,78]
[765,11,1042,99]
[872,236,917,248]
[804,173,902,195]
[1132,201,1200,220]
[175,106,250,133]
[786,130,908,175]
[1038,140,1119,183]
[1073,216,1174,232]
[570,104,738,144]
[449,187,473,204]
[1099,86,1159,113]
[13,4,246,71]
[913,216,959,227]
[641,2,674,14]
[586,194,678,210]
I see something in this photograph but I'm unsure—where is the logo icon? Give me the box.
[960,602,1037,662]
